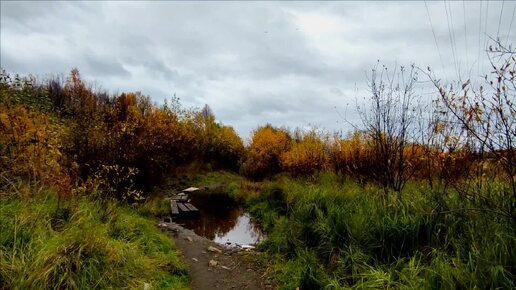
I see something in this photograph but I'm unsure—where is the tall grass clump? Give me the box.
[247,173,516,289]
[0,189,188,290]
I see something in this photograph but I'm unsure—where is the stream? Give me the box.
[174,193,264,247]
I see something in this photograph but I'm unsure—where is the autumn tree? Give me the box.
[242,124,291,180]
[329,130,375,183]
[428,40,516,217]
[357,63,420,194]
[0,71,71,197]
[280,129,329,176]
[190,104,243,170]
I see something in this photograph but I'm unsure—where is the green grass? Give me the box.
[164,170,258,202]
[244,172,516,289]
[0,189,188,290]
[138,194,173,217]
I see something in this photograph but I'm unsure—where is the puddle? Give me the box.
[174,193,264,246]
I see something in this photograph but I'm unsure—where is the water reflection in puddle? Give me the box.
[175,193,264,246]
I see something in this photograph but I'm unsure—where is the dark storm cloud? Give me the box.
[1,1,514,138]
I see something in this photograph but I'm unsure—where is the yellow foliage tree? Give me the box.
[280,131,328,176]
[0,97,70,197]
[242,125,291,179]
[329,131,375,182]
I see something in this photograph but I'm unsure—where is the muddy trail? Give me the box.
[159,221,274,290]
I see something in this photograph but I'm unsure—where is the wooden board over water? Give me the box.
[177,202,189,212]
[170,191,199,217]
[171,194,189,201]
[170,200,179,215]
[171,201,199,216]
[184,203,198,211]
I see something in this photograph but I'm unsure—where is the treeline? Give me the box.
[243,122,505,193]
[1,42,514,214]
[0,69,243,201]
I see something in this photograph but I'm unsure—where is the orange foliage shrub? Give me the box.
[242,125,291,180]
[329,131,375,182]
[280,131,328,176]
[422,147,475,185]
[190,106,244,170]
[402,144,429,179]
[208,125,244,170]
[0,91,71,197]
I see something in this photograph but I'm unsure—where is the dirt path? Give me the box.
[159,221,273,290]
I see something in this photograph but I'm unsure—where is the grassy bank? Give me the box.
[239,173,516,289]
[0,189,188,290]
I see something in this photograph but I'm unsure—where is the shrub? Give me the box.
[280,131,328,176]
[242,124,291,180]
[329,131,375,183]
[0,76,71,197]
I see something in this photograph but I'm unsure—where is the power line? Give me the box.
[507,3,516,46]
[477,0,483,76]
[448,0,460,79]
[463,0,469,75]
[424,0,447,79]
[482,1,490,76]
[497,0,505,41]
[444,0,459,80]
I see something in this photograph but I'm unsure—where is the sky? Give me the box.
[1,1,515,140]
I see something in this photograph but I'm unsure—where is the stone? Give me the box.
[209,259,218,267]
[143,282,152,290]
[221,265,231,270]
[185,236,193,242]
[207,246,222,253]
[192,258,198,262]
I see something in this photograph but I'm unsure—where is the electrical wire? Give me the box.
[497,0,505,41]
[482,1,489,76]
[477,0,483,76]
[463,0,469,69]
[425,0,447,79]
[506,3,516,46]
[444,0,459,80]
[448,0,460,79]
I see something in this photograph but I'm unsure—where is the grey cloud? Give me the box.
[1,1,514,138]
[83,54,130,78]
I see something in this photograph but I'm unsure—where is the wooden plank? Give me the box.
[184,203,198,212]
[170,200,179,215]
[171,194,189,201]
[177,202,189,212]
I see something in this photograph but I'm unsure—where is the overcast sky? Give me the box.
[1,1,514,139]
